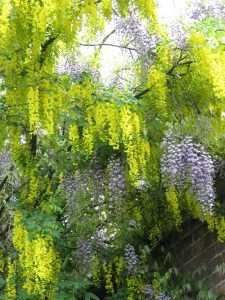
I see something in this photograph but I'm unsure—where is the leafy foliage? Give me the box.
[0,0,225,299]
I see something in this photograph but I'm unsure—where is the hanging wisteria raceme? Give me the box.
[142,284,155,299]
[108,157,126,209]
[89,155,105,205]
[63,156,129,223]
[161,133,216,214]
[65,151,149,214]
[124,244,139,275]
[63,171,87,215]
[114,10,159,64]
[0,151,20,195]
[92,228,107,250]
[0,151,11,181]
[76,237,93,273]
[57,54,100,82]
[63,156,105,216]
[76,230,109,274]
[189,0,225,21]
[155,292,171,300]
[142,285,170,300]
[169,21,189,49]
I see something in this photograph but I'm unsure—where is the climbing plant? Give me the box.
[1,0,225,299]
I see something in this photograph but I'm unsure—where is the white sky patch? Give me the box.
[80,0,188,81]
[157,0,188,23]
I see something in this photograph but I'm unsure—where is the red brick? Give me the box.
[215,242,225,254]
[154,217,225,295]
[207,255,223,274]
[213,279,225,294]
[205,271,221,286]
[180,245,216,273]
[192,223,208,241]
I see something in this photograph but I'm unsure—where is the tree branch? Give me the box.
[135,88,151,99]
[0,175,8,191]
[80,43,137,51]
[167,61,192,77]
[99,29,116,50]
[134,58,193,99]
[40,36,58,66]
[30,134,37,157]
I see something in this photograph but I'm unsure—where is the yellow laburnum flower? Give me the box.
[5,260,16,299]
[101,0,112,18]
[13,212,60,295]
[27,87,39,133]
[135,0,157,23]
[211,51,225,99]
[69,124,80,151]
[83,127,94,157]
[0,0,10,44]
[92,256,101,286]
[148,67,167,117]
[0,252,4,273]
[103,263,114,293]
[120,105,133,143]
[106,103,120,150]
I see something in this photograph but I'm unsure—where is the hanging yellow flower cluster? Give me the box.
[210,49,225,99]
[27,87,39,134]
[68,81,94,109]
[5,259,17,299]
[12,212,60,296]
[127,277,143,300]
[147,67,168,117]
[100,0,113,18]
[69,102,150,183]
[69,124,80,151]
[83,125,95,157]
[0,0,158,154]
[92,256,101,286]
[103,262,114,293]
[82,0,105,36]
[26,172,40,204]
[116,0,158,23]
[0,252,4,274]
[19,166,48,204]
[187,31,225,111]
[121,104,149,183]
[165,187,181,227]
[136,0,157,22]
[0,1,10,45]
[39,80,64,135]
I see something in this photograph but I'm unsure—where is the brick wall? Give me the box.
[162,218,225,294]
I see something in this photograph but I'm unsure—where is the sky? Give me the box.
[157,0,187,22]
[80,0,188,80]
[102,0,188,79]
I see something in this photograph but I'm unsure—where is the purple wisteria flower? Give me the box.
[142,284,155,299]
[0,151,11,181]
[108,157,126,209]
[161,133,216,214]
[124,244,139,275]
[189,0,225,21]
[76,237,93,273]
[63,155,105,216]
[57,54,100,81]
[114,10,160,71]
[155,292,171,300]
